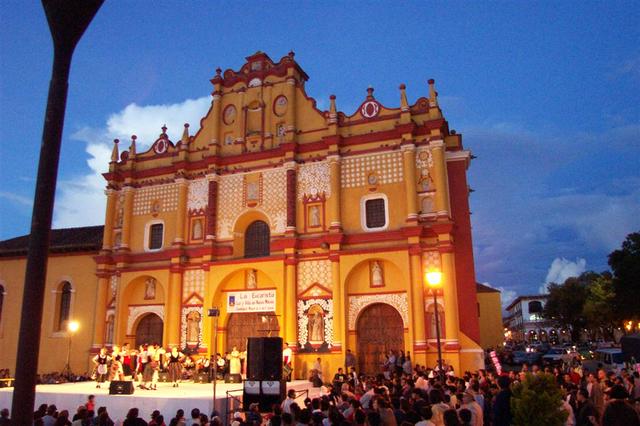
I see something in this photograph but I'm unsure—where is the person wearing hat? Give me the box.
[246,403,262,425]
[460,390,483,426]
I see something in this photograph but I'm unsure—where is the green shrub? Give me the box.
[511,373,568,426]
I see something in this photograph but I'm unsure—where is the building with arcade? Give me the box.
[0,51,488,377]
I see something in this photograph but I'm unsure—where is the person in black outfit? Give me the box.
[492,376,512,426]
[575,388,598,426]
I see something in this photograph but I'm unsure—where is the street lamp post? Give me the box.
[63,320,79,379]
[426,271,444,384]
[208,308,220,414]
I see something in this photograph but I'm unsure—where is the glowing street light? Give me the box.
[63,320,80,379]
[426,270,444,382]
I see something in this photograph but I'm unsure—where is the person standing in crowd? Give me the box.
[493,376,512,426]
[345,349,356,372]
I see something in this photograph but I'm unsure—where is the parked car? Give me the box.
[542,347,580,364]
[513,350,543,365]
[583,348,625,373]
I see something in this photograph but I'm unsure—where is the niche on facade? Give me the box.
[297,297,334,353]
[303,193,326,233]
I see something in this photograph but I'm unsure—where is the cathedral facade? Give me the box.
[0,52,485,376]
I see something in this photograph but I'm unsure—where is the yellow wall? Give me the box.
[477,291,503,349]
[0,253,99,375]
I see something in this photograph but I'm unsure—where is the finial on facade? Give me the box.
[111,139,119,162]
[161,124,168,136]
[129,135,137,156]
[366,86,374,99]
[181,123,190,143]
[399,84,409,111]
[216,67,222,76]
[428,79,438,106]
[329,95,337,124]
[288,50,295,59]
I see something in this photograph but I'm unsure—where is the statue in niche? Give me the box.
[246,269,257,289]
[192,219,203,240]
[144,278,156,300]
[246,182,259,201]
[309,205,320,227]
[371,261,384,287]
[308,306,324,343]
[186,311,201,343]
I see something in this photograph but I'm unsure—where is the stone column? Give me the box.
[401,144,418,221]
[286,162,297,233]
[328,155,341,230]
[409,252,426,352]
[331,257,343,349]
[93,276,110,348]
[102,189,117,250]
[174,178,188,244]
[285,259,297,347]
[285,75,296,142]
[166,270,183,347]
[430,139,450,216]
[119,185,134,250]
[205,174,218,240]
[441,251,460,345]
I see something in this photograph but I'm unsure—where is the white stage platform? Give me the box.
[0,380,318,421]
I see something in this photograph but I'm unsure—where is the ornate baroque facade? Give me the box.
[0,52,486,376]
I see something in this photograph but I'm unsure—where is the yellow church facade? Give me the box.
[1,52,490,378]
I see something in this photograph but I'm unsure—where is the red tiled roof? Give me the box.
[0,225,104,257]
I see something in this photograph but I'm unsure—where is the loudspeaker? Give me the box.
[247,337,283,381]
[225,373,242,383]
[195,372,211,383]
[242,380,286,412]
[109,380,134,395]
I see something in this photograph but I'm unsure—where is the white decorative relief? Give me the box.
[297,260,332,294]
[127,305,165,335]
[341,152,404,188]
[347,292,408,330]
[183,269,205,302]
[132,183,178,215]
[261,168,287,234]
[181,305,204,349]
[216,174,244,239]
[298,161,330,199]
[422,251,441,271]
[297,298,334,348]
[187,178,208,212]
[109,275,119,299]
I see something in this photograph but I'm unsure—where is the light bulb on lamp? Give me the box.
[67,320,79,333]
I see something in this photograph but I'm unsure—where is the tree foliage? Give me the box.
[543,273,594,341]
[608,231,640,320]
[511,373,568,426]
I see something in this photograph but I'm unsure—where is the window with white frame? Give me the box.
[360,194,389,231]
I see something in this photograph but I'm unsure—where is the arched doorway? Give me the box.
[226,312,279,351]
[135,313,163,347]
[356,303,404,375]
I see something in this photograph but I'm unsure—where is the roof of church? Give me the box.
[0,225,104,257]
[476,282,501,293]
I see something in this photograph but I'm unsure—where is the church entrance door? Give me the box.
[135,313,164,347]
[356,303,404,375]
[226,312,279,351]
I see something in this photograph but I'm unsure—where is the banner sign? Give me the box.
[490,350,502,375]
[226,289,276,313]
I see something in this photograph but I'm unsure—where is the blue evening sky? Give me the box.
[1,1,638,304]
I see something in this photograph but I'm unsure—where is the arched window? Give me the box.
[244,220,270,258]
[57,281,72,331]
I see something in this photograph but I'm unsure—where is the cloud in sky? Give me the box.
[539,257,587,294]
[53,97,211,228]
[0,191,32,208]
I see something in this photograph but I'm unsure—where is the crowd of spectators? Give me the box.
[2,357,640,425]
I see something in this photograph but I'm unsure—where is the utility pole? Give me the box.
[11,1,103,423]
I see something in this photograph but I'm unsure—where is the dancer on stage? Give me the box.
[227,346,243,376]
[165,347,185,387]
[282,342,293,381]
[108,345,124,382]
[136,344,147,384]
[92,347,111,388]
[121,343,133,379]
